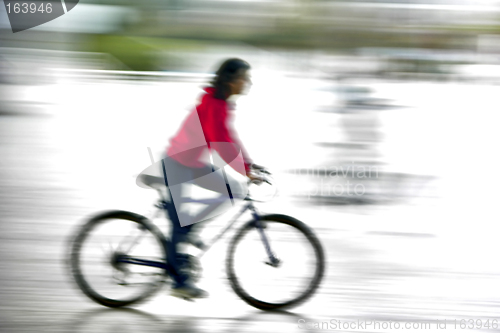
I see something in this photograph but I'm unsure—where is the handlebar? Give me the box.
[248,164,272,186]
[245,165,277,202]
[251,163,270,173]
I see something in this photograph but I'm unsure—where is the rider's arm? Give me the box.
[227,125,253,172]
[208,103,253,177]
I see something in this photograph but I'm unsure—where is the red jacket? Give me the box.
[167,87,252,176]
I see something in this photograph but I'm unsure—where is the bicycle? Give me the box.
[69,160,325,311]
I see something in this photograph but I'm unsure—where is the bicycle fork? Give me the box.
[249,205,281,268]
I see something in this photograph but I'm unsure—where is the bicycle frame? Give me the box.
[115,194,278,273]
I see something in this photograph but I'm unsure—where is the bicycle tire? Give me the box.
[226,214,325,310]
[69,210,168,308]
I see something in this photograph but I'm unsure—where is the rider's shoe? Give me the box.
[171,282,208,299]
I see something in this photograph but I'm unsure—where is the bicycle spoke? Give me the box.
[116,225,142,254]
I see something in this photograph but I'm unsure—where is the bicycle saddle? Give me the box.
[137,174,166,189]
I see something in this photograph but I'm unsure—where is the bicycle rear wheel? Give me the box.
[70,211,167,308]
[227,214,325,310]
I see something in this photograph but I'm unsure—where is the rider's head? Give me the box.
[212,58,251,100]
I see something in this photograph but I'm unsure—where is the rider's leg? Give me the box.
[187,165,246,225]
[163,183,193,288]
[162,157,245,295]
[161,157,199,288]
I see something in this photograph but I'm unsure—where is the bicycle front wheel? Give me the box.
[70,211,167,308]
[227,214,325,310]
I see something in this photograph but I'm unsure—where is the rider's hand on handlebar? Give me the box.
[247,172,265,184]
[251,163,271,175]
[247,163,272,185]
[251,163,266,170]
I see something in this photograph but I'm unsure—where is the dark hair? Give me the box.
[211,58,250,100]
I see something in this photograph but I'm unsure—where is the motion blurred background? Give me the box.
[1,0,500,332]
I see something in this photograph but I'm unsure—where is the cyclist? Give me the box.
[162,58,263,299]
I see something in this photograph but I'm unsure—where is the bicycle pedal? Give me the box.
[265,258,281,267]
[170,292,195,302]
